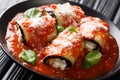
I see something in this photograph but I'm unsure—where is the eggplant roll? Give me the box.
[48,2,85,28]
[15,12,57,49]
[78,16,109,46]
[42,27,84,70]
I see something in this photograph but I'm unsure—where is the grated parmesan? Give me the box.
[55,3,76,16]
[80,21,108,38]
[53,39,72,48]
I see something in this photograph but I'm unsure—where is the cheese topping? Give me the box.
[52,30,80,48]
[55,3,75,16]
[17,14,53,28]
[30,18,46,28]
[80,21,108,38]
[30,14,53,28]
[53,39,73,48]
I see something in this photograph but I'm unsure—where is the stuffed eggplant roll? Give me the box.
[48,2,85,28]
[14,7,57,49]
[77,16,110,69]
[42,26,84,70]
[78,16,109,46]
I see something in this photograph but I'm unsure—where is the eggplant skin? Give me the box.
[45,9,56,18]
[43,56,72,68]
[16,22,28,45]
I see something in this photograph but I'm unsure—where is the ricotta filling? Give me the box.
[48,58,67,70]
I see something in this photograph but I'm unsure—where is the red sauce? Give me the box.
[5,3,119,80]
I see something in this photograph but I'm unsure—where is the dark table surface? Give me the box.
[0,0,120,80]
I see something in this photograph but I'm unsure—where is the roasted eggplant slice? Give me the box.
[43,8,60,35]
[79,16,109,69]
[16,13,57,48]
[47,28,57,42]
[48,3,85,28]
[42,27,84,70]
[41,9,58,42]
[79,16,109,46]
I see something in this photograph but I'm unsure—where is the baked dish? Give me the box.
[5,2,119,79]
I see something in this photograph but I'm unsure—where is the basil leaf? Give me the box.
[19,49,37,65]
[67,25,77,33]
[83,50,102,69]
[82,59,91,69]
[57,25,65,33]
[24,7,41,18]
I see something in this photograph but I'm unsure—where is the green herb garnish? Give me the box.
[24,7,41,18]
[19,49,37,65]
[82,50,102,69]
[57,25,65,33]
[67,25,77,33]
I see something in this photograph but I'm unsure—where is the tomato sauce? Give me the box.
[6,18,119,80]
[5,3,119,80]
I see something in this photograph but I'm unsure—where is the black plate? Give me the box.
[0,0,120,80]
